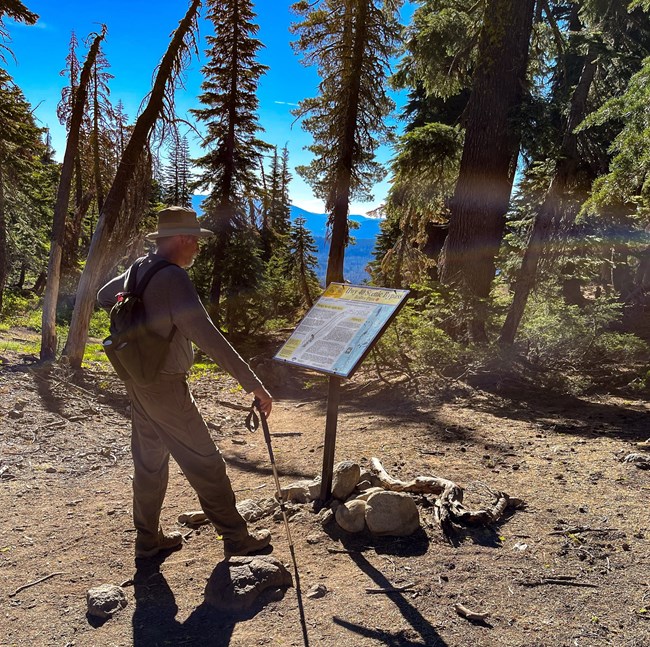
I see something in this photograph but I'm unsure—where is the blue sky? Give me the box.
[7,1,413,216]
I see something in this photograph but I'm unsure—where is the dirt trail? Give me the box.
[1,345,649,647]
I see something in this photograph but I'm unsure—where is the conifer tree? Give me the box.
[291,0,402,286]
[286,216,320,308]
[261,145,292,261]
[191,0,269,319]
[163,134,192,207]
[0,69,45,313]
[0,0,37,62]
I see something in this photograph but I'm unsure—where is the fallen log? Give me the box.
[369,457,522,535]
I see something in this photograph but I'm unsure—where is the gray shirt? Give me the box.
[97,253,263,393]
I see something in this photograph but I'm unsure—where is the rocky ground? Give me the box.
[1,330,649,647]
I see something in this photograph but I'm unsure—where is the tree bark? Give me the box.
[499,52,597,345]
[40,29,105,361]
[325,0,368,286]
[439,0,535,341]
[0,167,6,314]
[63,0,201,368]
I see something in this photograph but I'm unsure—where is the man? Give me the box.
[98,206,273,559]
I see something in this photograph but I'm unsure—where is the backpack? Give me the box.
[102,259,177,386]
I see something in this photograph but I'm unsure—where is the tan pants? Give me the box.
[126,375,248,546]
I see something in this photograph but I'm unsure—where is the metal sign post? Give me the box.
[319,375,341,501]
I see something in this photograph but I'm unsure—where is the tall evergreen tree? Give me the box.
[191,0,269,319]
[163,134,192,207]
[286,216,320,308]
[438,0,536,341]
[291,0,403,286]
[0,69,46,313]
[261,145,292,261]
[0,0,37,62]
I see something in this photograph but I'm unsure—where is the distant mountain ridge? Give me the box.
[191,196,380,284]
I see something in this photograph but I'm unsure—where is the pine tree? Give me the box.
[0,0,37,62]
[261,145,292,261]
[163,134,192,207]
[191,0,269,319]
[286,216,320,308]
[0,69,46,313]
[291,0,402,286]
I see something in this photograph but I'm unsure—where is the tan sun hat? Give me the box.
[146,206,214,241]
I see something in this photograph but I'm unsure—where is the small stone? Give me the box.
[331,461,361,500]
[306,583,328,599]
[350,487,383,502]
[335,499,367,533]
[8,409,24,419]
[305,533,322,545]
[236,499,264,522]
[281,480,316,504]
[87,584,127,619]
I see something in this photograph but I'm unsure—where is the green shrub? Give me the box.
[88,309,110,339]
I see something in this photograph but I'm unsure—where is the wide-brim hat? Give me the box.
[146,206,214,241]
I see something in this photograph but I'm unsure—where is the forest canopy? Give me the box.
[1,0,650,394]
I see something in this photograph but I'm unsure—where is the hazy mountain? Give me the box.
[191,196,380,284]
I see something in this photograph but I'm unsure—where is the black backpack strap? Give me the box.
[129,258,178,341]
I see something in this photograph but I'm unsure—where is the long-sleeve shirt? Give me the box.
[97,253,263,393]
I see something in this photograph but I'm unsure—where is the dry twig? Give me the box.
[454,602,489,622]
[9,572,64,597]
[366,582,415,594]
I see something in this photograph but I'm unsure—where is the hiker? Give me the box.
[97,206,273,560]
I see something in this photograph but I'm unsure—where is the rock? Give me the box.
[349,486,384,502]
[86,584,127,619]
[365,491,420,537]
[8,409,24,420]
[331,461,361,500]
[319,509,334,526]
[236,499,265,522]
[306,533,323,545]
[257,497,280,516]
[306,583,328,599]
[273,503,300,522]
[281,480,315,503]
[178,510,209,526]
[204,555,293,612]
[335,499,367,533]
[356,479,373,491]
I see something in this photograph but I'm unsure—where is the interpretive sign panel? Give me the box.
[274,283,409,378]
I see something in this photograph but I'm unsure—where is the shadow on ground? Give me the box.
[130,555,283,647]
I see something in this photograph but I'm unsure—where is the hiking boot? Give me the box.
[223,529,272,558]
[135,529,183,559]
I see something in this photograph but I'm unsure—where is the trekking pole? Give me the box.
[247,398,309,647]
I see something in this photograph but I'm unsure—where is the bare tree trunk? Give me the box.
[299,255,313,309]
[0,167,6,314]
[499,53,597,345]
[438,0,535,341]
[40,29,105,361]
[92,67,105,214]
[61,189,94,284]
[325,0,368,286]
[63,0,201,368]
